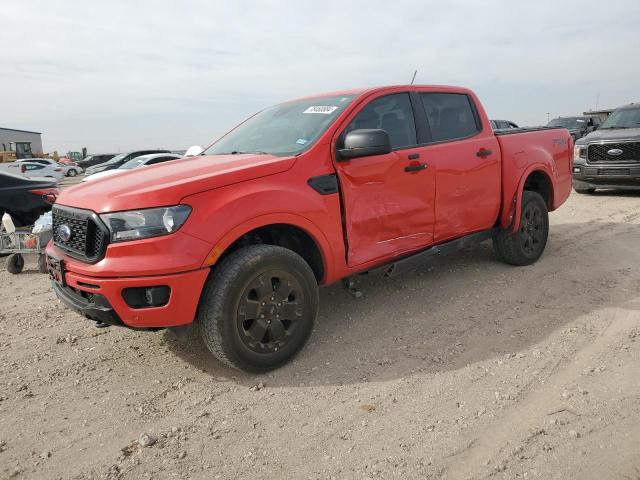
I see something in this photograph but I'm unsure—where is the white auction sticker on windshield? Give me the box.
[303,106,338,114]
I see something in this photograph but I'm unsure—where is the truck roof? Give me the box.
[291,84,473,102]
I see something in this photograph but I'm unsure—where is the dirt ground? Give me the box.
[1,189,639,480]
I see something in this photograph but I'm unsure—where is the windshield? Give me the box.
[548,117,586,129]
[204,94,357,157]
[104,153,128,165]
[600,107,640,129]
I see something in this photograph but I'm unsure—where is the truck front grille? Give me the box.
[52,206,109,263]
[587,142,640,164]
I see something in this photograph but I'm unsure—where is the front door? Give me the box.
[333,92,436,267]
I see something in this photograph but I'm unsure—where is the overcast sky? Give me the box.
[2,0,639,154]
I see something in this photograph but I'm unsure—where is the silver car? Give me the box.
[83,153,182,182]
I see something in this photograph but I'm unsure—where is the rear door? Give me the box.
[416,91,501,242]
[333,92,436,266]
[23,164,45,178]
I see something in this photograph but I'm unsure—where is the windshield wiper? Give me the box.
[230,150,269,155]
[209,150,270,156]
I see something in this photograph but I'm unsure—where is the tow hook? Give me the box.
[342,276,362,298]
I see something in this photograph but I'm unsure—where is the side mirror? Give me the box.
[337,129,391,161]
[184,145,204,157]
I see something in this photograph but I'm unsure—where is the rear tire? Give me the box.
[67,169,78,177]
[6,254,25,274]
[198,245,319,372]
[493,191,549,266]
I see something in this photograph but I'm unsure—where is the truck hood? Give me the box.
[57,153,296,213]
[576,127,640,145]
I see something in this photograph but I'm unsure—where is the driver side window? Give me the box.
[344,93,417,150]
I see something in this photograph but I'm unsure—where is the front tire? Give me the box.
[198,245,319,372]
[493,191,549,266]
[67,169,78,177]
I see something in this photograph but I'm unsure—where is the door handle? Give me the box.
[408,153,420,160]
[404,163,428,172]
[476,148,492,158]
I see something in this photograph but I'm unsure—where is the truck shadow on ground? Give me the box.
[165,220,640,387]
[585,188,640,198]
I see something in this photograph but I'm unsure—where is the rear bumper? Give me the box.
[52,267,210,329]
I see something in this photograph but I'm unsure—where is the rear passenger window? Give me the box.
[345,93,417,150]
[420,93,480,142]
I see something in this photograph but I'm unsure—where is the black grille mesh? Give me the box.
[588,142,640,163]
[52,206,107,262]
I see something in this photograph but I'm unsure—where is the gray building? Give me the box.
[0,127,44,158]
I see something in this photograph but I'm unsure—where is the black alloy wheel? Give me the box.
[198,245,319,372]
[519,201,544,256]
[237,270,304,354]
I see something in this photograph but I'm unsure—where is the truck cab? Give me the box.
[548,115,601,142]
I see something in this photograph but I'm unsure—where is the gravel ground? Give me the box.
[1,189,639,479]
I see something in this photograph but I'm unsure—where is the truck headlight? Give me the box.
[573,144,587,162]
[100,205,192,242]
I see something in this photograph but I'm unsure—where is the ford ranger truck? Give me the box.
[47,85,572,372]
[572,102,640,193]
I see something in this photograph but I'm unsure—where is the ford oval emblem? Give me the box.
[607,148,624,156]
[57,224,72,242]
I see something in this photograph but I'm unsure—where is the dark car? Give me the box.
[0,171,58,227]
[77,154,117,169]
[490,119,519,130]
[572,103,640,193]
[547,115,602,141]
[85,150,171,175]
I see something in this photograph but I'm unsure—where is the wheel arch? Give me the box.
[507,166,556,232]
[202,213,333,283]
[523,169,554,209]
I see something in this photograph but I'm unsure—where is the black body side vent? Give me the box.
[307,174,339,195]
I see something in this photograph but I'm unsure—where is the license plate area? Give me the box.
[47,254,66,287]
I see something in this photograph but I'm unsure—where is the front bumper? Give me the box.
[572,163,640,188]
[52,280,125,327]
[51,265,210,329]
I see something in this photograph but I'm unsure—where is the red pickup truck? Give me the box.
[47,85,572,371]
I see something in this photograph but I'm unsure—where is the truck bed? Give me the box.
[496,126,572,227]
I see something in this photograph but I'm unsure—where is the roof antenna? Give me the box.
[410,69,418,85]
